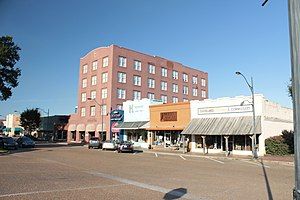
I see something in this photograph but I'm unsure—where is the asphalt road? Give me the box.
[0,146,294,200]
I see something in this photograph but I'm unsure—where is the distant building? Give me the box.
[4,114,23,136]
[68,45,208,143]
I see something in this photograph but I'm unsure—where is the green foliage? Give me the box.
[20,108,41,134]
[0,35,21,101]
[265,130,294,155]
[288,78,292,98]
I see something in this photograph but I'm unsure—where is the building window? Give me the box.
[133,91,141,100]
[183,98,188,102]
[161,81,167,91]
[192,88,198,97]
[102,57,109,67]
[92,61,98,70]
[91,76,97,85]
[161,95,167,103]
[81,107,86,117]
[172,84,178,93]
[117,72,126,83]
[192,76,198,84]
[172,97,178,103]
[91,91,96,99]
[81,92,86,102]
[117,88,126,99]
[148,78,155,88]
[134,60,141,71]
[161,67,168,77]
[102,72,108,83]
[183,86,189,95]
[83,65,88,74]
[116,104,123,110]
[148,93,155,100]
[101,88,108,99]
[101,105,107,115]
[90,106,96,116]
[201,78,206,87]
[82,78,87,88]
[172,70,178,80]
[133,75,141,86]
[118,56,127,67]
[201,90,206,98]
[148,64,155,74]
[183,73,188,82]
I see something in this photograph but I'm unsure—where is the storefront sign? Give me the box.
[160,112,177,122]
[198,105,252,115]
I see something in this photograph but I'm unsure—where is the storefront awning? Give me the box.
[86,124,96,132]
[115,121,149,130]
[96,124,106,132]
[181,116,261,135]
[68,124,76,132]
[76,124,85,132]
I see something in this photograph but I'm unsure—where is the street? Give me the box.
[0,146,294,200]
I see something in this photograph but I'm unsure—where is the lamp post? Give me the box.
[87,98,105,141]
[235,71,258,158]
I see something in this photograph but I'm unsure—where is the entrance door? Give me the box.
[164,132,171,147]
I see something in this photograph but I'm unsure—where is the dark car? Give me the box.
[117,141,134,153]
[3,137,18,150]
[88,137,102,149]
[17,136,35,148]
[0,137,4,148]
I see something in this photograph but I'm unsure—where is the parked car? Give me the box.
[88,137,102,149]
[17,136,35,148]
[0,137,4,148]
[117,141,134,153]
[102,140,117,151]
[3,137,18,150]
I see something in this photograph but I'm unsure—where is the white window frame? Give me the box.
[201,90,206,98]
[148,64,155,74]
[148,78,155,88]
[192,88,198,97]
[148,93,155,100]
[183,86,189,95]
[92,61,98,70]
[161,95,167,103]
[116,104,123,110]
[133,91,141,100]
[172,84,178,93]
[83,65,88,74]
[117,72,127,83]
[133,75,141,86]
[201,78,206,87]
[117,88,126,99]
[118,56,127,67]
[192,76,198,84]
[82,78,87,88]
[183,98,188,102]
[183,73,188,82]
[102,72,108,83]
[102,57,109,67]
[91,76,97,86]
[172,70,178,80]
[90,106,96,116]
[172,97,178,103]
[134,60,141,71]
[81,107,86,117]
[161,67,168,77]
[101,88,108,99]
[91,90,96,99]
[81,92,86,102]
[161,81,167,91]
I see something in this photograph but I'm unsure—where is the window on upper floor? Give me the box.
[183,86,189,95]
[91,90,96,99]
[81,107,86,117]
[148,93,155,100]
[161,67,168,77]
[134,60,141,71]
[116,104,123,110]
[161,95,167,103]
[102,72,108,83]
[192,88,198,97]
[101,88,108,99]
[117,88,126,99]
[172,84,178,93]
[148,64,155,74]
[91,76,97,85]
[183,98,188,102]
[133,75,141,86]
[92,61,98,70]
[103,57,109,67]
[82,78,87,88]
[161,81,167,91]
[90,106,96,116]
[133,91,141,100]
[101,105,107,115]
[201,90,206,98]
[117,72,126,83]
[172,70,178,80]
[118,56,127,67]
[148,78,155,89]
[83,65,88,74]
[201,78,206,87]
[81,92,86,102]
[172,97,178,103]
[183,73,188,82]
[192,76,198,84]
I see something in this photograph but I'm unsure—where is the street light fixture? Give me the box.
[87,97,105,141]
[235,71,258,159]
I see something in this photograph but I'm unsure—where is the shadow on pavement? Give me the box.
[260,159,273,200]
[163,188,187,200]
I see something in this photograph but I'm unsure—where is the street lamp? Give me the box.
[87,97,105,141]
[235,71,258,158]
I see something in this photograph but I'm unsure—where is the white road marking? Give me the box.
[155,153,158,157]
[0,184,126,198]
[240,159,270,168]
[179,155,186,160]
[133,152,137,155]
[205,157,224,164]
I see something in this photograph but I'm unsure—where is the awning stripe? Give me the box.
[181,116,261,135]
[115,121,149,130]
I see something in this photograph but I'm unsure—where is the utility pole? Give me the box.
[287,0,300,198]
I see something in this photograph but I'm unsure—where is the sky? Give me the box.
[0,0,292,117]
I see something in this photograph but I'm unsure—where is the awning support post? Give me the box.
[182,134,186,154]
[201,136,206,154]
[224,136,229,156]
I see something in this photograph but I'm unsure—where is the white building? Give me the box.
[5,114,23,136]
[182,94,293,156]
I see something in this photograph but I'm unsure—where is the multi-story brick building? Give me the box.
[67,45,208,143]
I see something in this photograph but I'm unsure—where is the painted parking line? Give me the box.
[205,157,224,164]
[179,155,186,160]
[240,159,270,168]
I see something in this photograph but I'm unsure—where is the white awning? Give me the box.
[86,124,96,132]
[181,116,261,135]
[76,124,85,132]
[96,124,106,132]
[67,124,76,131]
[115,121,149,130]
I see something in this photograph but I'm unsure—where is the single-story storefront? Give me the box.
[182,94,293,156]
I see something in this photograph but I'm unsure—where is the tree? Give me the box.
[0,36,21,101]
[288,78,293,98]
[20,108,41,135]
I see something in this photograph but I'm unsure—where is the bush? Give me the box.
[265,136,290,155]
[282,130,294,154]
